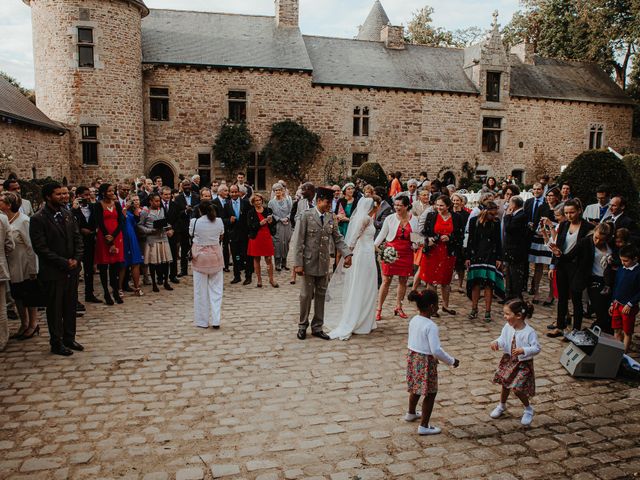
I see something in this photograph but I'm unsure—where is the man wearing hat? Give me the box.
[293,186,352,340]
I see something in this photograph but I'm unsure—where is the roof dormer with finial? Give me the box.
[463,10,511,107]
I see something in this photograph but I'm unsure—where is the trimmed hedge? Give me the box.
[623,153,640,191]
[353,162,388,187]
[559,150,638,219]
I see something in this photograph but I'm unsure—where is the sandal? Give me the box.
[442,307,457,315]
[468,309,478,320]
[133,288,144,297]
[484,311,492,323]
[270,281,279,288]
[375,309,382,321]
[394,307,408,319]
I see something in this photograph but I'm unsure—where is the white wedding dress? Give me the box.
[325,204,378,340]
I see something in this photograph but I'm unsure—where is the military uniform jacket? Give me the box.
[293,208,351,277]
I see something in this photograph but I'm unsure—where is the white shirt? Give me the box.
[407,315,455,365]
[190,217,224,246]
[494,323,541,362]
[592,244,611,277]
[563,227,579,254]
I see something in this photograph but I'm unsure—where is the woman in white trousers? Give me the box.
[190,201,225,329]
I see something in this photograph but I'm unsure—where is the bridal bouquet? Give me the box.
[379,245,399,264]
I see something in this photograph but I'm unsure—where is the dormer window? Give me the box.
[77,27,94,68]
[486,72,501,102]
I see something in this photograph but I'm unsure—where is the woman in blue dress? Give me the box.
[119,195,144,296]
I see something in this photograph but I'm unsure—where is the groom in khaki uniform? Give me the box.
[293,186,352,340]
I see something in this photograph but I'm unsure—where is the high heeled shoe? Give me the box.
[375,309,382,321]
[104,294,114,306]
[113,291,123,304]
[394,307,408,319]
[18,325,40,340]
[10,327,27,339]
[270,280,279,288]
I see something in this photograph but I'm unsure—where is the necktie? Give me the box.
[233,200,240,218]
[54,211,64,225]
[320,214,324,225]
[531,198,539,222]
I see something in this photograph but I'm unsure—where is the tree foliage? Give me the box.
[212,121,253,175]
[559,150,639,218]
[261,119,322,183]
[624,153,640,191]
[0,71,36,104]
[502,0,640,89]
[406,6,486,48]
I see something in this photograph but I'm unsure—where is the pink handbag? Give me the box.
[191,244,224,275]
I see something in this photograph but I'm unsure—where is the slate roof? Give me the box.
[141,9,312,71]
[0,76,65,133]
[510,56,635,106]
[140,9,633,106]
[303,36,478,94]
[356,0,390,41]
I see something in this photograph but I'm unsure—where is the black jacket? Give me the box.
[93,201,125,241]
[72,203,96,240]
[247,206,277,239]
[573,236,608,292]
[163,200,182,233]
[335,197,360,215]
[224,198,252,243]
[551,220,594,268]
[467,217,502,263]
[503,209,529,263]
[524,196,552,235]
[30,205,83,281]
[211,197,228,221]
[421,211,465,257]
[173,192,200,232]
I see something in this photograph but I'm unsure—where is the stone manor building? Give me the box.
[1,0,637,188]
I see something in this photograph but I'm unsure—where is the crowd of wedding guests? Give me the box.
[0,168,638,356]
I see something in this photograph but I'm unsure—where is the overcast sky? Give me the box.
[1,0,520,89]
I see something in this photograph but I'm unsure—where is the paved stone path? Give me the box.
[1,270,639,480]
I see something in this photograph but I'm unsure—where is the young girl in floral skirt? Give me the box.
[405,289,459,435]
[490,299,541,426]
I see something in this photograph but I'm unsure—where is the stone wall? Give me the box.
[28,0,145,183]
[0,122,70,181]
[143,66,634,189]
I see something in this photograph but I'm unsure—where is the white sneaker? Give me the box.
[418,425,441,435]
[490,404,506,419]
[404,411,422,422]
[521,407,534,426]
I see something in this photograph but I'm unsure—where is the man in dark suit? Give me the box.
[212,185,231,271]
[226,184,253,284]
[72,186,101,304]
[523,182,552,296]
[161,186,180,283]
[173,179,200,277]
[503,196,529,300]
[606,196,638,244]
[30,182,84,356]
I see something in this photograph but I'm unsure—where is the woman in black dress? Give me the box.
[466,201,504,323]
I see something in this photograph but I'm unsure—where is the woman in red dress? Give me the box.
[419,196,464,316]
[247,193,278,288]
[94,183,125,305]
[374,196,418,319]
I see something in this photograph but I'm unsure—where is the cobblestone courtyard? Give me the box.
[1,271,639,480]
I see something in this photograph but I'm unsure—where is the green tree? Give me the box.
[261,119,322,183]
[212,121,253,176]
[406,6,455,47]
[0,70,36,104]
[502,0,639,89]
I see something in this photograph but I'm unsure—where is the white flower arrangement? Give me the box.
[379,244,399,264]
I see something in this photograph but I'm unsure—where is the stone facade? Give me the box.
[143,66,633,187]
[0,122,70,180]
[22,0,637,188]
[27,0,145,183]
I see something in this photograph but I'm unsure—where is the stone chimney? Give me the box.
[511,42,535,65]
[275,0,298,28]
[381,25,405,49]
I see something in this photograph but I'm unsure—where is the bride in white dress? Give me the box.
[325,197,380,340]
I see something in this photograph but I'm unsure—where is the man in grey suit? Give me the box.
[293,186,352,340]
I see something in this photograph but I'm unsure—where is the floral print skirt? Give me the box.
[406,350,438,395]
[493,355,535,397]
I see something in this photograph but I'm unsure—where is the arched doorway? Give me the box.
[148,162,175,189]
[442,171,456,186]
